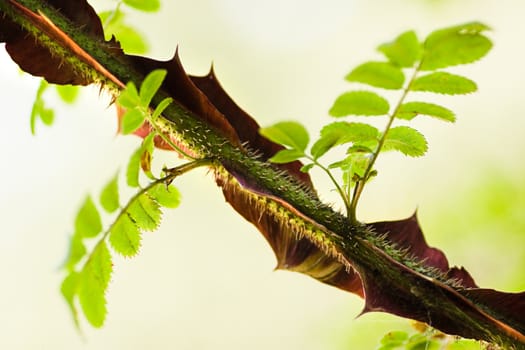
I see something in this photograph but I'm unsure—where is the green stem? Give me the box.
[349,63,422,222]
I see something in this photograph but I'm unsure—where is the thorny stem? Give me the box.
[349,63,422,223]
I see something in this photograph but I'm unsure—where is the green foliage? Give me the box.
[330,91,390,117]
[117,69,172,135]
[376,328,483,350]
[30,80,55,134]
[123,0,161,12]
[260,22,491,222]
[61,138,189,328]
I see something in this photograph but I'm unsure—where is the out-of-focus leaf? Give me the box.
[64,233,86,271]
[100,173,120,213]
[121,108,146,134]
[55,85,80,104]
[75,196,102,238]
[410,72,477,95]
[329,91,390,117]
[140,69,167,106]
[346,61,405,90]
[422,22,492,71]
[259,121,310,152]
[269,149,305,164]
[61,271,80,328]
[123,0,161,12]
[378,30,422,68]
[397,102,455,122]
[126,147,141,188]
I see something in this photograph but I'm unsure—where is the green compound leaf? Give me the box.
[75,195,102,238]
[410,72,477,95]
[269,149,305,163]
[300,163,315,173]
[397,101,455,122]
[422,22,492,71]
[55,85,80,104]
[383,126,428,157]
[310,121,379,159]
[152,97,173,120]
[140,69,167,106]
[121,108,146,135]
[64,233,87,271]
[109,213,141,257]
[78,242,112,328]
[329,91,390,117]
[148,183,181,209]
[123,0,161,12]
[127,193,162,231]
[345,61,405,90]
[100,173,120,213]
[380,330,409,346]
[259,121,310,152]
[378,30,422,68]
[61,271,81,328]
[117,81,140,109]
[126,147,141,188]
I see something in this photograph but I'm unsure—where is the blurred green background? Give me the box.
[1,0,524,349]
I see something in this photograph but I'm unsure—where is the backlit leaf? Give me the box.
[100,173,119,213]
[383,126,428,157]
[269,149,305,163]
[300,163,315,173]
[55,85,80,104]
[61,271,80,328]
[123,0,161,12]
[78,242,112,328]
[148,183,181,209]
[152,97,173,120]
[345,61,405,89]
[140,133,156,179]
[140,69,167,106]
[259,121,309,151]
[126,147,141,188]
[310,122,379,159]
[117,82,140,109]
[75,196,102,238]
[378,30,422,68]
[109,213,141,257]
[410,72,477,95]
[64,233,86,271]
[380,331,409,346]
[121,108,146,134]
[422,22,492,70]
[127,193,161,231]
[397,102,455,122]
[329,91,389,117]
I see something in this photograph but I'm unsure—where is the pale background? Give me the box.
[1,0,524,349]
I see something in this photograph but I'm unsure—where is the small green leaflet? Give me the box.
[152,97,173,120]
[310,122,379,159]
[148,183,181,209]
[64,233,87,272]
[55,85,80,104]
[30,80,54,135]
[396,102,455,122]
[121,108,146,134]
[378,30,422,68]
[380,330,409,347]
[127,147,142,187]
[140,69,167,106]
[259,121,309,152]
[78,242,112,328]
[127,193,162,231]
[383,126,428,157]
[100,173,120,213]
[109,213,141,257]
[75,196,102,238]
[422,22,492,71]
[117,81,140,109]
[410,72,477,95]
[345,61,405,90]
[329,91,390,117]
[61,271,81,327]
[269,149,305,163]
[123,0,161,12]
